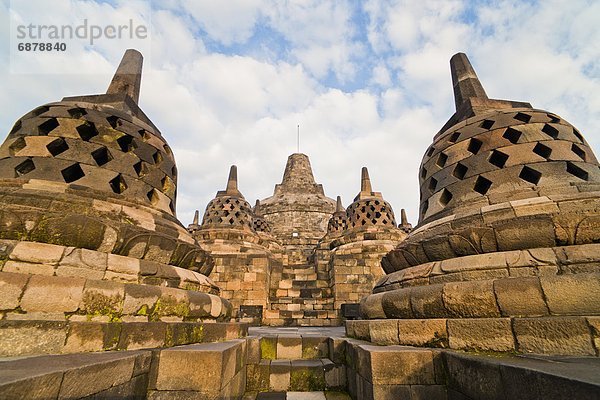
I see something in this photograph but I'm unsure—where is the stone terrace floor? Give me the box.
[248,326,346,337]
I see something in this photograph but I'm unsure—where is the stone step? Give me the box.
[0,349,152,399]
[245,391,352,400]
[0,320,247,356]
[246,358,345,392]
[256,335,330,360]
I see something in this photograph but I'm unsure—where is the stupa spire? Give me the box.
[106,49,143,103]
[361,167,372,193]
[336,196,344,213]
[450,52,488,110]
[216,165,243,198]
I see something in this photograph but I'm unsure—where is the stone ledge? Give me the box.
[365,272,600,319]
[0,239,220,295]
[0,271,232,322]
[375,243,600,292]
[151,339,247,396]
[384,191,600,272]
[443,351,600,400]
[0,320,248,356]
[347,317,600,356]
[0,349,151,400]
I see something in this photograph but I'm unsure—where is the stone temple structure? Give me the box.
[355,53,600,356]
[190,154,406,326]
[0,50,598,399]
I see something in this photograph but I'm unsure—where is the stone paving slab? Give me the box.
[249,326,346,337]
[249,391,351,400]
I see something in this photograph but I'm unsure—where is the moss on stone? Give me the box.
[260,337,277,360]
[149,296,190,321]
[290,368,326,391]
[191,324,205,342]
[82,291,123,322]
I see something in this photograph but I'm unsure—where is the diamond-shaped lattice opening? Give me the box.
[480,119,495,129]
[106,116,120,129]
[547,114,560,123]
[91,146,112,166]
[467,138,483,155]
[38,118,59,135]
[9,137,27,155]
[420,167,427,179]
[9,120,22,135]
[448,131,461,143]
[439,189,452,206]
[161,176,174,192]
[169,200,176,214]
[533,143,552,159]
[14,158,35,177]
[133,161,148,177]
[67,108,87,118]
[566,162,589,181]
[61,163,85,183]
[436,152,448,168]
[426,147,435,157]
[109,173,127,194]
[428,177,437,192]
[474,176,492,195]
[503,127,522,144]
[171,165,177,178]
[140,129,151,141]
[571,143,586,161]
[489,150,509,168]
[152,151,163,165]
[46,138,69,156]
[163,145,172,156]
[421,199,429,216]
[147,188,159,204]
[572,128,584,143]
[514,112,531,123]
[31,106,50,117]
[117,135,135,152]
[453,162,468,179]
[374,200,380,205]
[519,166,542,185]
[76,122,98,141]
[541,124,559,139]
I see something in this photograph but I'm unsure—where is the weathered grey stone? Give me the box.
[21,275,85,313]
[9,241,64,264]
[447,318,515,352]
[154,340,244,392]
[58,355,136,399]
[0,271,29,310]
[442,280,500,317]
[0,321,67,356]
[493,277,548,317]
[513,317,596,355]
[411,284,448,318]
[357,344,436,385]
[368,319,399,345]
[398,319,448,348]
[381,288,413,318]
[540,273,600,315]
[277,335,302,359]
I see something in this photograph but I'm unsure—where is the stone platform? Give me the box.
[1,327,599,399]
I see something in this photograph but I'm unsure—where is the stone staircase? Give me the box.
[244,333,347,397]
[265,248,336,326]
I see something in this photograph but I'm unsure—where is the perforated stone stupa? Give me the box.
[0,50,238,358]
[356,52,600,357]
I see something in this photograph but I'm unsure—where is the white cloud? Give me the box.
[180,0,264,45]
[0,0,598,229]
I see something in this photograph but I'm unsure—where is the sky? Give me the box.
[1,0,599,227]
